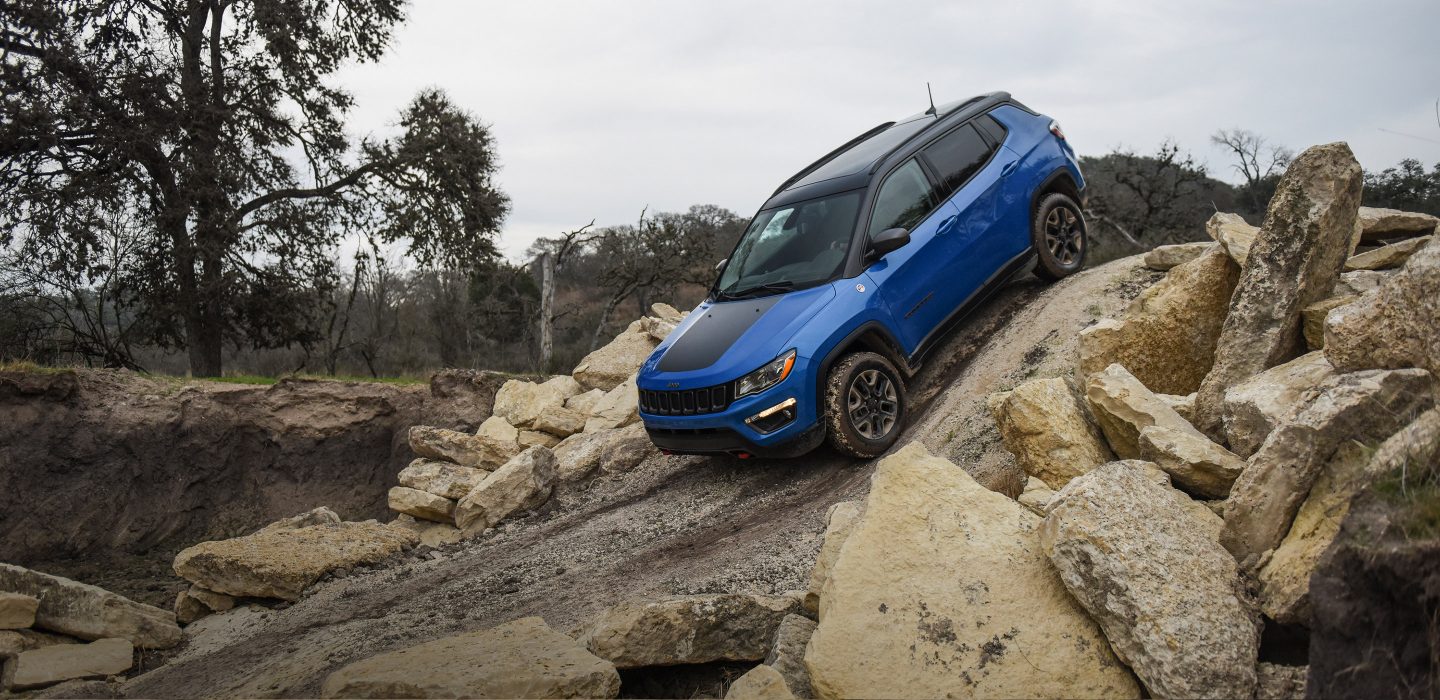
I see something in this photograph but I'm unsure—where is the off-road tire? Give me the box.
[824,351,906,458]
[1032,192,1087,281]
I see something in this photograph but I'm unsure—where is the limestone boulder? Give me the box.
[1301,296,1357,350]
[494,376,582,429]
[534,405,586,438]
[387,514,463,548]
[804,443,1139,699]
[803,501,862,616]
[765,614,816,698]
[0,629,75,658]
[4,638,132,692]
[564,388,605,417]
[173,589,207,625]
[725,664,797,700]
[1041,461,1258,699]
[573,327,659,392]
[518,429,560,449]
[1325,234,1440,378]
[1345,235,1430,271]
[0,592,38,630]
[397,459,488,500]
[474,415,522,466]
[1258,408,1440,625]
[650,302,685,323]
[1077,245,1240,395]
[1143,241,1214,270]
[1193,143,1364,438]
[1221,368,1435,564]
[578,594,803,668]
[320,617,620,699]
[1085,363,1209,459]
[172,521,417,601]
[1221,351,1337,458]
[584,376,640,432]
[989,377,1113,489]
[258,506,342,533]
[408,425,491,469]
[1157,392,1195,422]
[1357,206,1439,243]
[552,424,654,482]
[454,446,557,531]
[387,486,455,523]
[1255,663,1307,700]
[1136,425,1245,498]
[0,564,180,649]
[640,316,679,343]
[1017,476,1056,516]
[1207,211,1260,266]
[1332,269,1393,296]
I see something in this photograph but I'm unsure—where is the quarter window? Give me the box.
[867,159,936,238]
[921,123,995,198]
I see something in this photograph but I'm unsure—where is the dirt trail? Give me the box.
[119,257,1157,699]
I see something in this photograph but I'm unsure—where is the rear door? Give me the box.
[913,120,1012,335]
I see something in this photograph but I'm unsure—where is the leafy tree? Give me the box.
[0,0,508,376]
[1362,159,1440,215]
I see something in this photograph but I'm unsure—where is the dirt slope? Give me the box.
[118,256,1157,698]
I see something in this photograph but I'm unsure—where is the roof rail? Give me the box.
[773,121,896,196]
[867,92,1005,174]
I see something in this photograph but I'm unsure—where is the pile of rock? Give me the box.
[386,303,680,539]
[794,142,1438,699]
[0,564,182,692]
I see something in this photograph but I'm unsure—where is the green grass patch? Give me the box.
[0,360,75,375]
[1373,471,1440,541]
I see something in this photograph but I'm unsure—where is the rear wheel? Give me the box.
[824,352,906,458]
[1032,192,1087,281]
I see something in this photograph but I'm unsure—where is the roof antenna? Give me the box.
[925,82,937,118]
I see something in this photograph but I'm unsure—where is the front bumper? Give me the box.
[646,421,825,458]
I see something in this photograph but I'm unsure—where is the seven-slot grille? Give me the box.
[640,384,731,416]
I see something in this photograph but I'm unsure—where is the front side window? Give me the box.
[715,190,863,299]
[921,123,994,199]
[867,158,936,238]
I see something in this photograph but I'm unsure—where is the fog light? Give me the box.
[746,398,798,434]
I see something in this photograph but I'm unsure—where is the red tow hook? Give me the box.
[736,452,752,459]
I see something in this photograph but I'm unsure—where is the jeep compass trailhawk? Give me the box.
[637,92,1086,458]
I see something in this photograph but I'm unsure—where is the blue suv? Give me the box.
[638,92,1086,458]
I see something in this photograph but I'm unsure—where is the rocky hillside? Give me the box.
[1,140,1438,698]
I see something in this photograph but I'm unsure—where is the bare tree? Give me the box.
[536,220,597,371]
[1085,140,1212,248]
[1211,128,1294,213]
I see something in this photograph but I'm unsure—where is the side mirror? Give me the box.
[865,228,910,262]
[715,258,728,272]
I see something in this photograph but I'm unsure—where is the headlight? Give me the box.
[735,349,796,399]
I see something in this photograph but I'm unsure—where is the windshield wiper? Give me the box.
[716,281,796,301]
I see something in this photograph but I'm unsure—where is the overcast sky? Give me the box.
[335,0,1440,260]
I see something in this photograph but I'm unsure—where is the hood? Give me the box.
[645,284,837,379]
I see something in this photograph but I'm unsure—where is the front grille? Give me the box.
[640,384,731,416]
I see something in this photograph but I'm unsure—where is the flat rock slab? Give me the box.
[804,443,1138,699]
[0,564,179,649]
[173,521,418,601]
[1221,351,1337,458]
[1325,234,1440,378]
[455,446,557,531]
[320,616,620,699]
[397,459,489,500]
[989,377,1113,489]
[1143,241,1214,270]
[725,664,797,700]
[1136,425,1245,499]
[5,638,132,692]
[1086,363,1208,459]
[578,594,803,669]
[1345,235,1430,271]
[0,592,39,630]
[1042,461,1258,699]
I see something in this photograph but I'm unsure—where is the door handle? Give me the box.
[1000,159,1019,178]
[937,214,958,235]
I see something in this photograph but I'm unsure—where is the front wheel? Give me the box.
[824,352,906,458]
[1032,192,1087,281]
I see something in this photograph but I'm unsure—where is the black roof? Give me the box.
[762,91,1012,209]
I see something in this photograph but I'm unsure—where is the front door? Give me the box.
[862,158,960,353]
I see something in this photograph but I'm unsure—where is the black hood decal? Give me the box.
[658,296,784,372]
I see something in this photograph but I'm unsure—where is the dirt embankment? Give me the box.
[0,369,508,601]
[117,257,1163,699]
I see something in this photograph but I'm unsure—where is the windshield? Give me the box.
[714,190,862,300]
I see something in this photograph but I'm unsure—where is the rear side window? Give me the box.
[975,114,1008,146]
[867,159,936,238]
[920,123,995,198]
